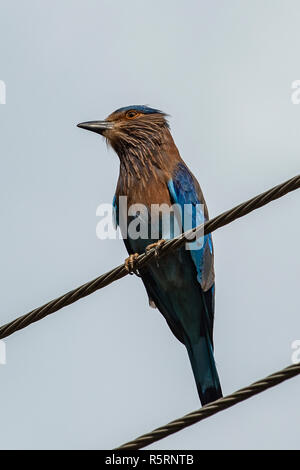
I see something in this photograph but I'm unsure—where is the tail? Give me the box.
[185,333,222,406]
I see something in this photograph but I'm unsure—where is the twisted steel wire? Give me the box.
[0,174,299,340]
[116,362,300,450]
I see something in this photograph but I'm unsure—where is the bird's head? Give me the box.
[77,105,169,156]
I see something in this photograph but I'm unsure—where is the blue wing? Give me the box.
[112,194,118,230]
[167,162,214,291]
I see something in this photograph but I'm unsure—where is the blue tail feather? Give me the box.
[185,333,222,405]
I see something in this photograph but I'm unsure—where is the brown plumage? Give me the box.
[104,107,183,206]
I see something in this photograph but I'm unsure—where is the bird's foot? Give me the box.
[124,253,140,276]
[145,239,166,267]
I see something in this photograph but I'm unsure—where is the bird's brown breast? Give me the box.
[117,170,172,209]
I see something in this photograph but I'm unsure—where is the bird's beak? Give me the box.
[77,120,113,135]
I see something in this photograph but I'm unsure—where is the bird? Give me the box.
[77,105,222,405]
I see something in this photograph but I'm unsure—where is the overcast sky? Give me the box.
[0,0,299,450]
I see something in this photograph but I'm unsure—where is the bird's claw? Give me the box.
[124,253,140,276]
[145,239,165,267]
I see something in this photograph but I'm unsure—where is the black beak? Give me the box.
[77,120,113,135]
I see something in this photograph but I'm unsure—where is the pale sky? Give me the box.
[0,0,299,449]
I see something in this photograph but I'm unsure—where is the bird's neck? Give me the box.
[115,128,181,185]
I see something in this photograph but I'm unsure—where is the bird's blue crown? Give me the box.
[115,105,164,115]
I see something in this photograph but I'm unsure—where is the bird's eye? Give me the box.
[126,110,139,119]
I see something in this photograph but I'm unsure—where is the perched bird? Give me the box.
[78,105,222,405]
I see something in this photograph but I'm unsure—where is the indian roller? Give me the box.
[78,106,222,405]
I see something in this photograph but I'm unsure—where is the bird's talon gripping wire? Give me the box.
[124,253,141,276]
[145,239,165,268]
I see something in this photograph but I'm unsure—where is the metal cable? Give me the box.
[115,362,300,450]
[0,174,299,340]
